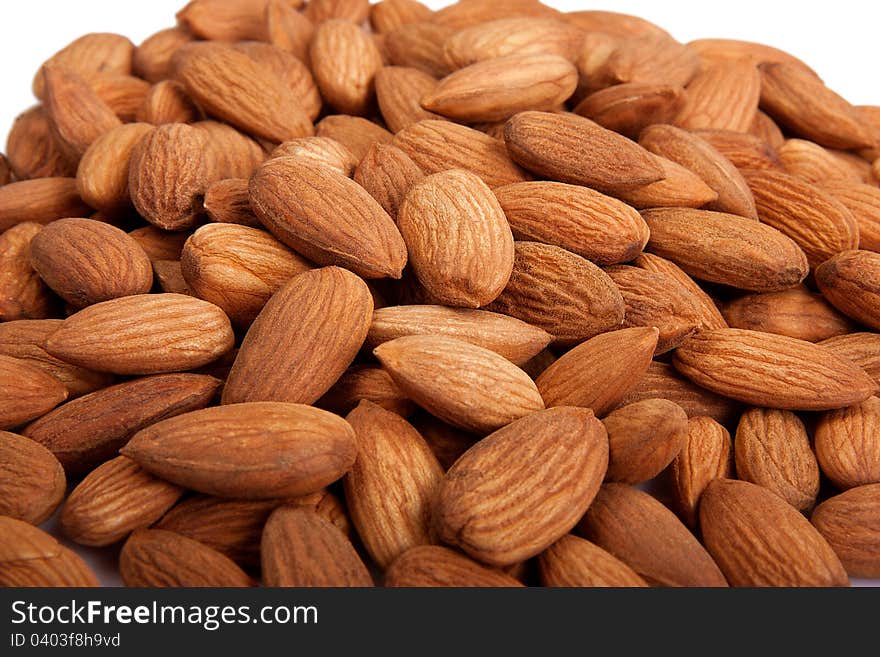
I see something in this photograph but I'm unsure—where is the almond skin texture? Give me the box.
[393,119,529,189]
[33,32,134,99]
[821,333,880,388]
[811,485,880,578]
[0,178,91,232]
[250,157,407,280]
[385,545,523,587]
[641,208,808,292]
[815,397,880,490]
[355,143,426,220]
[374,335,544,434]
[670,417,733,528]
[23,374,220,476]
[122,402,357,499]
[180,223,313,326]
[29,218,153,308]
[0,517,99,587]
[222,267,373,406]
[487,242,625,346]
[673,329,877,411]
[536,327,659,416]
[494,181,649,266]
[310,20,384,116]
[375,66,445,133]
[318,366,415,418]
[538,535,648,587]
[137,80,201,125]
[700,479,849,587]
[695,129,783,172]
[270,137,358,178]
[675,60,761,133]
[120,529,253,587]
[371,0,434,34]
[422,54,577,123]
[602,399,688,484]
[128,226,189,262]
[820,181,880,252]
[45,294,234,376]
[504,111,663,194]
[436,407,608,567]
[578,484,728,587]
[0,355,68,429]
[5,107,77,181]
[398,169,514,308]
[261,505,372,587]
[815,250,880,331]
[0,223,57,321]
[614,154,718,210]
[367,305,550,367]
[0,430,66,525]
[173,42,313,143]
[384,22,455,79]
[574,82,686,140]
[59,456,183,547]
[203,178,260,227]
[595,34,698,88]
[735,408,820,512]
[344,401,444,568]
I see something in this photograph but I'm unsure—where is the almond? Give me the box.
[433,0,561,30]
[33,33,134,99]
[222,267,372,405]
[45,294,233,376]
[821,333,880,387]
[536,327,658,416]
[371,0,434,34]
[122,402,356,499]
[194,120,265,180]
[354,143,425,218]
[393,119,529,189]
[494,181,649,265]
[778,139,862,184]
[811,485,880,579]
[641,208,809,292]
[675,60,761,133]
[504,111,663,193]
[270,137,358,177]
[700,478,848,587]
[367,304,551,366]
[310,20,383,117]
[250,157,407,279]
[398,169,514,308]
[687,38,817,75]
[137,80,201,125]
[574,82,686,140]
[0,224,57,321]
[4,106,77,180]
[316,114,395,160]
[176,0,270,42]
[436,407,608,566]
[375,66,444,133]
[735,408,820,512]
[59,456,183,547]
[749,110,786,148]
[819,181,880,252]
[409,412,478,470]
[385,545,523,587]
[344,401,443,568]
[87,73,151,123]
[128,226,189,262]
[318,365,414,418]
[203,178,261,227]
[578,484,728,587]
[815,250,880,330]
[595,34,699,88]
[261,505,372,587]
[120,529,253,587]
[265,0,315,64]
[29,218,153,308]
[305,0,370,24]
[673,329,876,411]
[133,27,193,84]
[0,430,65,525]
[538,534,648,587]
[374,335,544,434]
[487,241,625,345]
[384,22,455,79]
[0,355,68,429]
[566,10,669,38]
[24,373,220,476]
[815,396,880,490]
[670,416,733,528]
[0,517,99,587]
[695,129,783,172]
[0,178,90,232]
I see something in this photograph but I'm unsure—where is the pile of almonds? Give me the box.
[1,0,879,588]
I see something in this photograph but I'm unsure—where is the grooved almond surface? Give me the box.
[815,250,880,331]
[0,355,68,429]
[815,396,880,490]
[374,335,544,434]
[0,178,90,233]
[0,517,99,587]
[354,143,425,219]
[538,535,648,587]
[811,485,880,579]
[675,60,761,133]
[0,224,58,322]
[376,66,444,133]
[670,416,733,528]
[318,366,415,418]
[0,430,66,525]
[821,333,880,387]
[436,407,608,567]
[385,545,523,587]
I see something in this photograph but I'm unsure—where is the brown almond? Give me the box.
[675,60,761,133]
[270,137,358,177]
[0,224,57,321]
[136,80,201,125]
[565,10,669,38]
[128,226,189,262]
[820,332,880,387]
[318,366,415,418]
[0,355,68,429]
[494,181,649,266]
[354,143,425,218]
[371,0,434,34]
[811,485,880,579]
[574,82,686,140]
[815,397,880,491]
[203,178,260,227]
[87,73,151,123]
[700,478,848,587]
[0,517,99,587]
[316,114,394,160]
[5,106,77,180]
[33,32,134,99]
[385,22,455,79]
[436,407,608,567]
[133,27,193,84]
[250,156,407,279]
[176,0,268,41]
[687,38,817,75]
[749,109,786,148]
[194,120,265,180]
[375,66,444,133]
[616,155,720,210]
[0,430,66,525]
[778,139,862,184]
[265,0,315,63]
[538,534,648,587]
[152,260,192,296]
[305,0,369,24]
[815,250,880,330]
[0,178,90,232]
[695,129,783,172]
[385,545,523,587]
[310,20,383,117]
[578,483,728,587]
[262,505,372,587]
[819,180,880,252]
[596,34,699,88]
[670,416,733,528]
[374,335,544,434]
[409,412,478,470]
[223,267,372,405]
[673,329,877,411]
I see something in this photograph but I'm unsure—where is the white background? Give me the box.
[3,1,878,586]
[1,0,879,139]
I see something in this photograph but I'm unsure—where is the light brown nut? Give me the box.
[670,416,733,528]
[578,484,728,587]
[749,110,786,148]
[0,430,66,525]
[33,32,134,100]
[371,0,434,34]
[675,60,761,133]
[436,407,608,567]
[317,366,415,418]
[815,250,880,331]
[0,224,57,321]
[820,333,880,388]
[270,137,358,177]
[815,397,880,490]
[128,226,189,262]
[203,179,260,228]
[384,22,455,79]
[486,242,625,346]
[536,327,658,416]
[316,114,394,161]
[700,479,848,587]
[778,139,863,184]
[574,83,686,140]
[0,517,99,587]
[673,329,877,411]
[687,38,817,75]
[136,81,201,125]
[5,106,77,180]
[304,0,368,24]
[385,545,522,587]
[433,0,561,30]
[176,0,271,42]
[694,129,783,172]
[0,355,68,430]
[261,506,372,587]
[310,19,383,116]
[87,73,151,123]
[133,27,193,83]
[735,408,820,512]
[45,294,234,376]
[811,485,880,579]
[0,178,90,233]
[265,0,315,64]
[538,535,648,587]
[223,267,372,405]
[375,66,444,133]
[565,10,669,38]
[354,143,424,219]
[194,121,265,180]
[820,181,880,252]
